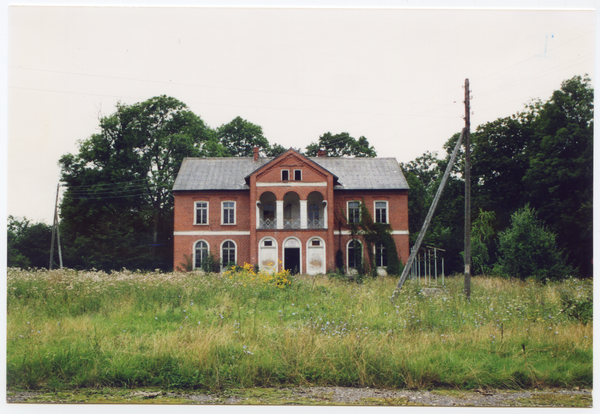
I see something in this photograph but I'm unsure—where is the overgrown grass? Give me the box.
[7,267,592,391]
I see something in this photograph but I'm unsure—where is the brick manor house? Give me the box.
[173,148,409,275]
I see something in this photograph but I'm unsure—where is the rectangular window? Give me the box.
[311,239,321,246]
[375,201,388,223]
[222,201,236,225]
[195,201,208,224]
[281,170,289,181]
[348,201,361,224]
[375,243,387,267]
[294,169,302,180]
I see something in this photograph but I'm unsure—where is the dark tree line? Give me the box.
[403,75,593,278]
[9,76,591,276]
[7,95,376,271]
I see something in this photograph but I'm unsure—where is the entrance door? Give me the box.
[283,238,301,274]
[284,248,300,274]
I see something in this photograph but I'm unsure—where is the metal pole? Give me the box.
[434,247,438,285]
[49,183,60,269]
[442,256,445,286]
[391,128,466,302]
[55,207,63,269]
[464,78,472,300]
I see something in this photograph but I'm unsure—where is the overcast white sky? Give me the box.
[2,1,596,227]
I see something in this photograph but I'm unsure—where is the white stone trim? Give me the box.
[259,236,278,273]
[174,231,251,236]
[282,236,302,274]
[256,182,327,187]
[347,200,361,224]
[220,239,237,268]
[374,200,389,224]
[193,240,210,270]
[194,201,209,225]
[221,200,236,225]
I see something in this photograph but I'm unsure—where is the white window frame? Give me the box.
[194,201,209,225]
[221,201,236,225]
[346,239,362,269]
[281,169,290,181]
[347,201,361,224]
[220,239,237,269]
[374,200,389,224]
[294,169,302,181]
[193,240,210,269]
[374,242,387,268]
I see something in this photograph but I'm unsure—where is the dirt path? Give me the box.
[6,386,593,407]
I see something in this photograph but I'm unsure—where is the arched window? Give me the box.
[375,242,387,267]
[263,203,275,220]
[308,203,320,220]
[194,240,209,269]
[347,240,362,269]
[221,241,236,268]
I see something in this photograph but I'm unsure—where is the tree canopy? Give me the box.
[305,132,377,157]
[217,116,271,157]
[403,75,593,278]
[58,95,220,270]
[7,216,53,268]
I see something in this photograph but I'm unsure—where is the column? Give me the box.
[323,200,328,229]
[276,200,284,230]
[256,202,261,228]
[300,200,308,229]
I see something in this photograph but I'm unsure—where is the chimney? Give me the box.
[317,148,326,158]
[253,146,259,162]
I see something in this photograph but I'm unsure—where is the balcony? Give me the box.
[259,218,277,229]
[283,218,301,229]
[307,218,325,229]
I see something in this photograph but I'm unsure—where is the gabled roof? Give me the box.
[173,152,409,191]
[243,148,339,184]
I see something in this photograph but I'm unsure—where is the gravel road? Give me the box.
[7,386,592,407]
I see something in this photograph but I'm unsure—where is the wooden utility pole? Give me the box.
[464,79,472,299]
[391,128,466,303]
[49,183,63,270]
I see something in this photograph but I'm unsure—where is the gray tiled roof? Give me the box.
[309,157,408,190]
[173,156,408,191]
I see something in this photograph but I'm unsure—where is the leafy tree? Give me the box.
[400,149,465,274]
[217,116,271,157]
[430,75,593,277]
[523,75,593,277]
[305,132,377,157]
[468,209,497,276]
[495,205,572,281]
[7,216,53,268]
[400,151,441,238]
[470,106,538,228]
[266,143,287,157]
[59,95,219,271]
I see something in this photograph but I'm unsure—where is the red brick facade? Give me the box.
[173,150,409,274]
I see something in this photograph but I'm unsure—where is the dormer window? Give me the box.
[294,169,302,181]
[281,170,289,181]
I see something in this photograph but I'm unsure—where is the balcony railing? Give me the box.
[258,218,324,230]
[307,218,325,229]
[283,218,301,229]
[259,218,277,229]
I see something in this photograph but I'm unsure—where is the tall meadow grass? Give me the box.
[7,266,592,390]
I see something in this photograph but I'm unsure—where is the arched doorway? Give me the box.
[259,237,278,272]
[306,237,325,275]
[283,237,301,274]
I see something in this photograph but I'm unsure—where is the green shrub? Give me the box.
[495,205,572,281]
